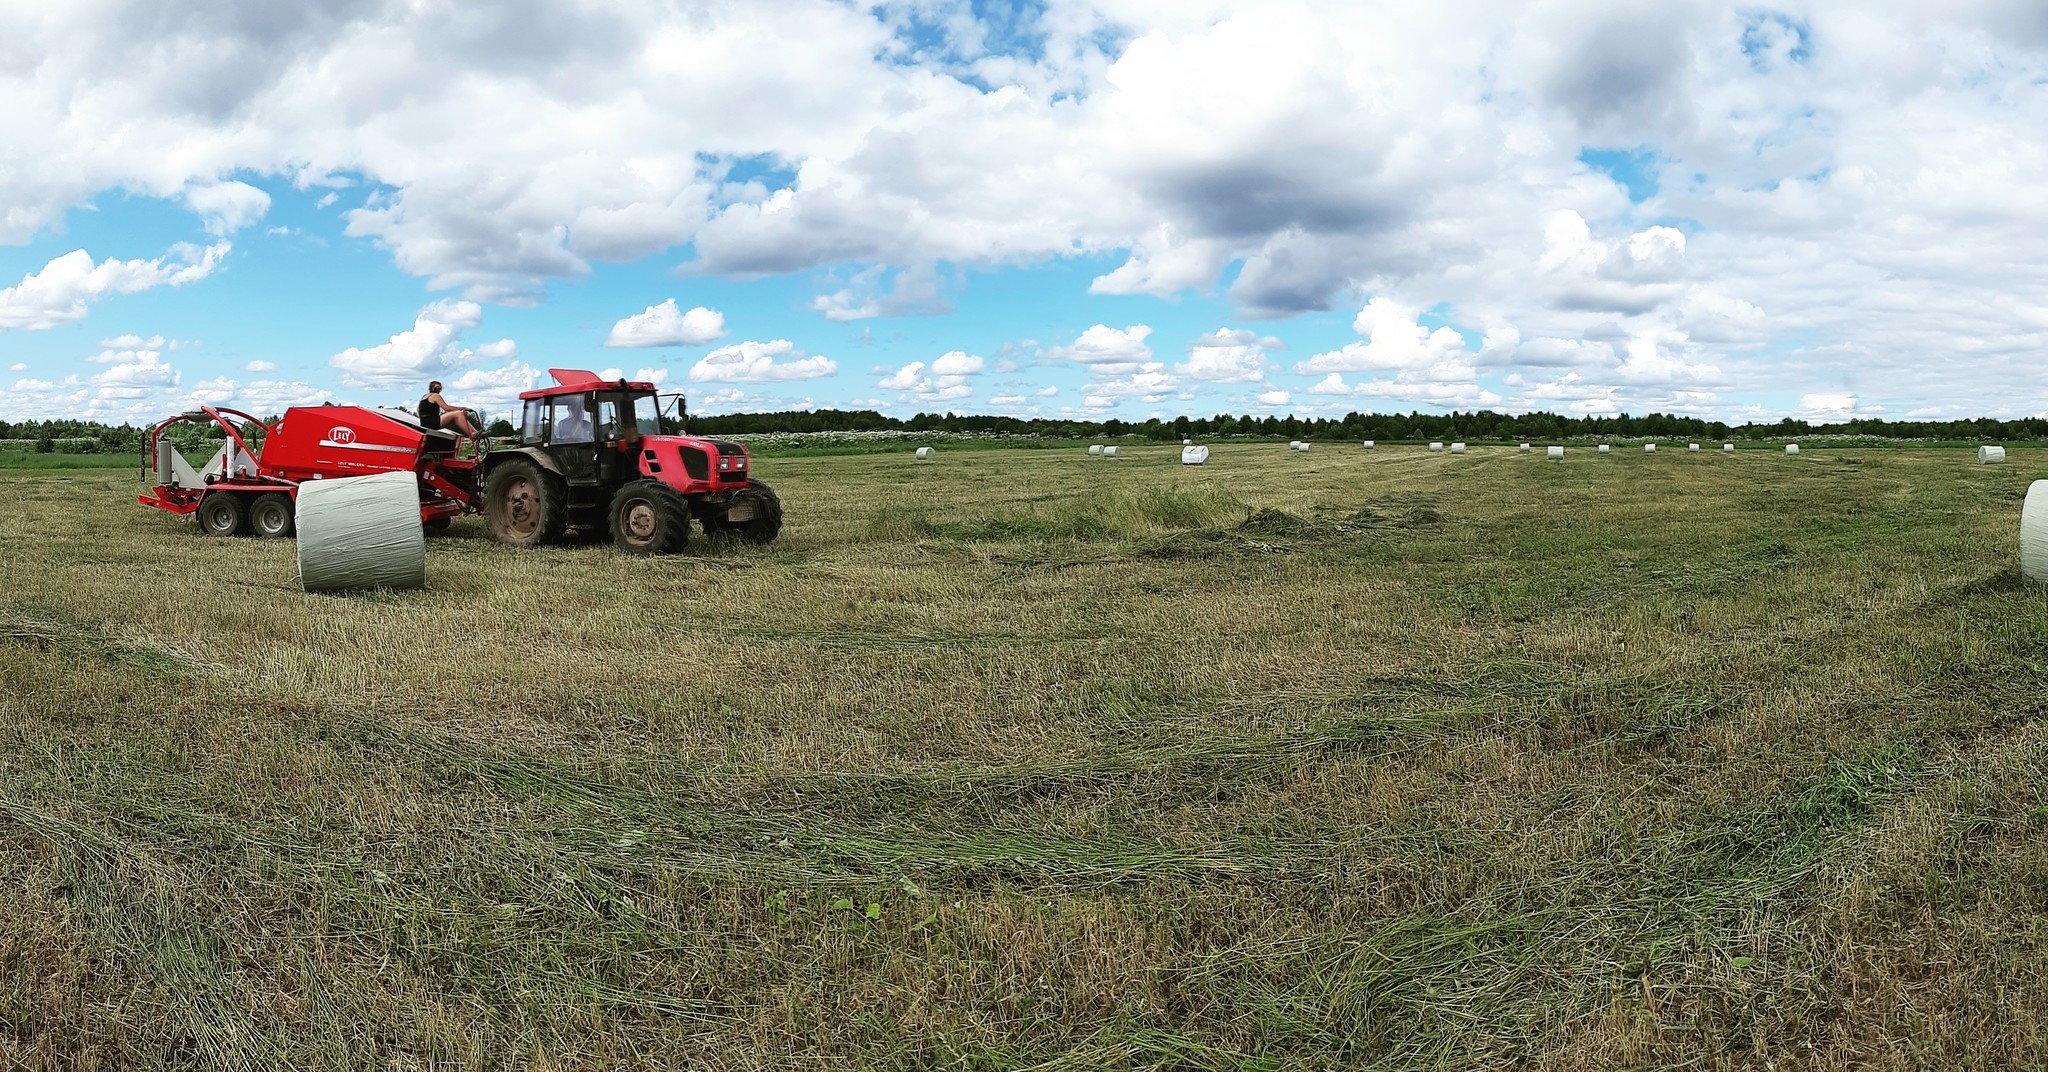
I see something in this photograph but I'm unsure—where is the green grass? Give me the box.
[0,451,138,469]
[2,443,2045,1069]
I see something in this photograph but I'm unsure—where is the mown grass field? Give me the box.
[3,444,2045,1070]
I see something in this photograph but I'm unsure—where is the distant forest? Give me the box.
[5,409,2048,451]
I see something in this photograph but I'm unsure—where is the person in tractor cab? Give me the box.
[553,394,594,443]
[418,381,482,438]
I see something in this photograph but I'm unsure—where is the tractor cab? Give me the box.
[515,374,665,486]
[479,367,781,553]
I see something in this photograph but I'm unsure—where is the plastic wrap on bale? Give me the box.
[2022,481,2048,583]
[296,470,426,593]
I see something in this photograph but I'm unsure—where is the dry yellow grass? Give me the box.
[1,443,2044,1069]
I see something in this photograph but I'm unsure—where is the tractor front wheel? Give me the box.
[484,457,567,548]
[197,493,246,537]
[702,479,783,545]
[609,480,691,555]
[249,493,295,538]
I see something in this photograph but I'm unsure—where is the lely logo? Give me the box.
[329,426,355,445]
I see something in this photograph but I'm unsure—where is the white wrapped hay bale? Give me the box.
[1688,443,1700,452]
[1297,442,1312,453]
[1449,442,1467,454]
[1547,445,1564,459]
[1724,443,1735,452]
[1287,440,1301,450]
[296,470,426,594]
[1102,446,1119,458]
[1519,443,1531,452]
[916,446,936,460]
[1429,442,1444,452]
[1361,440,1375,449]
[1785,444,1800,455]
[1644,443,1657,454]
[1181,444,1210,465]
[1597,444,1611,454]
[2022,481,2048,583]
[1087,444,1103,456]
[1979,445,2007,464]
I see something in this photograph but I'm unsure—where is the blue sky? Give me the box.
[4,1,2047,427]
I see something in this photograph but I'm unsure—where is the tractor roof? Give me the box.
[517,368,660,400]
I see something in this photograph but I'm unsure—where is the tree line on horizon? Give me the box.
[4,408,2047,452]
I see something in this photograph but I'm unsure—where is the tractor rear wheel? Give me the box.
[609,480,691,555]
[197,493,246,537]
[484,457,567,548]
[702,479,783,545]
[249,493,295,538]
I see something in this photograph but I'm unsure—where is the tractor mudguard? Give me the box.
[481,446,565,479]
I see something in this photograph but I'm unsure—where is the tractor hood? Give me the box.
[635,434,752,489]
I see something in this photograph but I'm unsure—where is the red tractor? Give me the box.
[479,368,781,553]
[137,368,780,555]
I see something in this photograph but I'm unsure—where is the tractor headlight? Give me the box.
[718,457,732,471]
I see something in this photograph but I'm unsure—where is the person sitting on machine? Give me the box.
[418,381,482,438]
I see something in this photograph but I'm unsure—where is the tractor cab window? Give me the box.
[521,399,544,443]
[551,394,594,444]
[622,393,655,436]
[595,398,623,441]
[629,393,661,436]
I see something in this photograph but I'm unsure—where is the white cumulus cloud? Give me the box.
[690,340,838,382]
[329,301,516,389]
[0,244,229,331]
[182,181,271,236]
[604,300,726,347]
[1178,328,1279,383]
[879,350,984,401]
[1052,324,1153,370]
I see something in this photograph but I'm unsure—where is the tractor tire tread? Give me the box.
[711,478,783,545]
[483,456,568,548]
[610,479,691,555]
